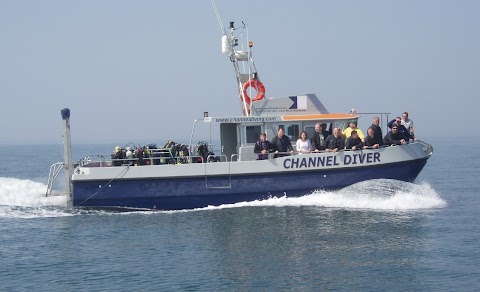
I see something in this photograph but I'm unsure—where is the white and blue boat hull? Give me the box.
[72,144,431,210]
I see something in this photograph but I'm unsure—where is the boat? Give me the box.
[47,13,433,211]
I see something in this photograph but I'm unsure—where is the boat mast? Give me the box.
[211,0,263,116]
[61,108,73,208]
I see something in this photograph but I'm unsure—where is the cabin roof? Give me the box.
[282,113,359,121]
[204,113,359,124]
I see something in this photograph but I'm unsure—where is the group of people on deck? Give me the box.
[254,112,416,160]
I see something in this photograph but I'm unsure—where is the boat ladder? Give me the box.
[45,162,65,196]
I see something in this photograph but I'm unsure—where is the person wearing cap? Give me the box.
[383,124,407,145]
[342,120,365,142]
[387,117,414,141]
[345,130,364,150]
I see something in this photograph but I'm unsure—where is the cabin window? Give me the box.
[276,124,300,141]
[307,122,333,137]
[335,121,347,131]
[305,126,315,139]
[245,125,262,143]
[287,124,300,140]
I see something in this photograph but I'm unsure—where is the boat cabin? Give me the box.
[198,94,359,161]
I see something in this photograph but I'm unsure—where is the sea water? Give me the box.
[0,138,478,291]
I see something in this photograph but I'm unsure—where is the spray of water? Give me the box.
[195,179,446,212]
[0,177,69,219]
[0,177,446,218]
[0,177,66,207]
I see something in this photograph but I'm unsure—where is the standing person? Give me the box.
[387,117,414,141]
[401,112,414,137]
[296,131,312,154]
[254,133,272,160]
[345,130,363,150]
[111,146,124,166]
[342,120,365,142]
[311,123,326,152]
[320,123,330,139]
[271,128,294,158]
[125,147,134,165]
[325,127,345,152]
[363,127,383,149]
[370,117,383,142]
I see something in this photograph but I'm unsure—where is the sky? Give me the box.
[1,0,478,145]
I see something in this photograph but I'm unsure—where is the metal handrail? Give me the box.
[45,162,64,196]
[76,140,432,168]
[415,139,434,156]
[207,154,227,162]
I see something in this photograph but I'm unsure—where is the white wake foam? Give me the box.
[0,177,67,207]
[0,206,75,219]
[194,179,446,212]
[0,177,446,218]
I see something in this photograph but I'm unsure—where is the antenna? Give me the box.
[211,0,227,36]
[210,0,265,116]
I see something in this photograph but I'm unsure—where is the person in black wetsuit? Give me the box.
[271,128,294,158]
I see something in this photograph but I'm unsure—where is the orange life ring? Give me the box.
[242,79,266,105]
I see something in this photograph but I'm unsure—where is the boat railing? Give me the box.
[79,153,233,167]
[78,141,429,168]
[45,162,65,196]
[78,155,109,167]
[415,139,434,157]
[233,143,423,161]
[207,154,227,163]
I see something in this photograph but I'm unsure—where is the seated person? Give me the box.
[363,127,384,149]
[296,131,312,154]
[254,133,273,160]
[345,130,363,150]
[343,120,365,142]
[271,128,294,158]
[325,127,345,152]
[383,124,407,145]
[388,117,414,141]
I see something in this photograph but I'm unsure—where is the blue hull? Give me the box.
[72,158,428,210]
